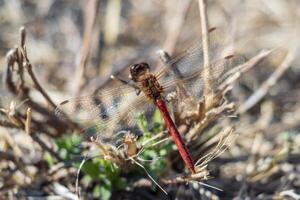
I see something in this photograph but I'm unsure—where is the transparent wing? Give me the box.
[55,84,157,145]
[55,27,241,147]
[55,84,137,122]
[158,27,229,79]
[154,27,244,104]
[161,54,245,103]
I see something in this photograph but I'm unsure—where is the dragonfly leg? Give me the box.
[157,50,184,79]
[135,88,141,96]
[110,74,140,91]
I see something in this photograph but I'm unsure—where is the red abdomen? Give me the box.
[155,99,195,174]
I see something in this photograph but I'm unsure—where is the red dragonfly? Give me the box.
[55,29,241,174]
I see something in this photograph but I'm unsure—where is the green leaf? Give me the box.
[81,161,102,179]
[152,110,163,133]
[153,109,162,124]
[93,182,112,200]
[138,113,149,133]
[44,152,54,166]
[115,177,127,189]
[159,149,167,156]
[83,174,93,185]
[279,132,289,140]
[54,134,82,160]
[99,185,112,200]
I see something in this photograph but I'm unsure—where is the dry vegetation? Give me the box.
[0,0,299,200]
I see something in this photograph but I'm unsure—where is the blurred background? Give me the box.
[0,0,299,199]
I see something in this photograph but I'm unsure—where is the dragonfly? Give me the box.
[55,28,241,174]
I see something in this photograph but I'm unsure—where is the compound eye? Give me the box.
[131,64,137,72]
[141,63,150,70]
[130,64,142,81]
[130,64,138,75]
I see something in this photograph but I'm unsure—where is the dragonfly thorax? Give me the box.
[139,74,163,100]
[130,62,163,100]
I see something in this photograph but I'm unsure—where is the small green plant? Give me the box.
[44,108,174,198]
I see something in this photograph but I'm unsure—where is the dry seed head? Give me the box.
[124,132,138,143]
[9,101,16,114]
[25,107,32,134]
[19,26,26,48]
[123,132,139,157]
[7,101,23,127]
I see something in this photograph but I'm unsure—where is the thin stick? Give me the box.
[75,158,86,200]
[31,132,62,162]
[238,48,296,114]
[74,0,98,94]
[25,107,32,134]
[26,63,57,109]
[151,137,170,147]
[198,0,214,102]
[75,155,104,200]
[0,119,17,128]
[142,132,164,146]
[154,0,192,72]
[194,181,223,192]
[19,27,57,109]
[130,157,168,195]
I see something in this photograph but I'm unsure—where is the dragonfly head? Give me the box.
[129,62,150,82]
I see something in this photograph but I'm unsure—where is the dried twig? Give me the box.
[238,48,296,114]
[161,170,209,185]
[4,27,79,135]
[3,109,62,162]
[0,119,18,128]
[154,0,192,72]
[74,0,99,94]
[198,0,214,101]
[104,0,121,45]
[30,132,62,162]
[130,157,168,195]
[25,107,32,134]
[0,150,18,162]
[20,27,57,109]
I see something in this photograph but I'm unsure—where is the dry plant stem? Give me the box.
[161,170,209,185]
[0,115,61,161]
[194,127,234,167]
[25,63,57,109]
[6,112,62,161]
[198,0,214,101]
[4,27,79,135]
[164,0,191,53]
[0,119,17,128]
[31,132,62,162]
[75,156,102,200]
[154,0,191,72]
[19,27,57,109]
[219,50,273,90]
[0,151,19,163]
[129,157,168,195]
[104,0,121,45]
[25,107,32,134]
[238,48,296,114]
[187,50,272,139]
[74,0,98,95]
[5,48,24,94]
